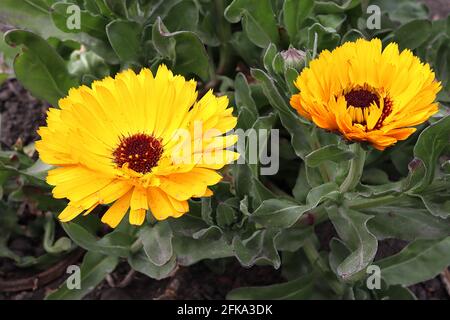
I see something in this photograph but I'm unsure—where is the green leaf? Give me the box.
[283,0,314,43]
[292,164,309,202]
[393,19,432,50]
[4,29,78,105]
[43,213,72,254]
[375,0,428,24]
[216,203,237,228]
[230,31,261,66]
[163,1,199,32]
[233,229,281,268]
[138,221,173,267]
[251,198,308,228]
[106,20,143,65]
[377,237,450,286]
[103,0,128,17]
[263,43,278,76]
[128,251,177,280]
[252,183,338,228]
[50,2,109,40]
[250,68,295,117]
[173,236,233,266]
[327,206,377,280]
[68,50,110,80]
[328,238,351,276]
[46,251,118,300]
[409,116,450,192]
[306,182,340,205]
[153,18,211,80]
[376,284,416,300]
[315,0,360,13]
[305,145,354,168]
[62,221,133,258]
[306,23,340,51]
[227,272,316,300]
[237,106,258,130]
[251,68,312,159]
[224,0,280,48]
[417,188,450,219]
[317,14,346,30]
[1,0,76,40]
[275,227,314,252]
[341,29,365,43]
[367,205,450,241]
[234,72,258,115]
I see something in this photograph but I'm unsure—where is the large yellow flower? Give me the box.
[36,65,239,227]
[290,38,441,150]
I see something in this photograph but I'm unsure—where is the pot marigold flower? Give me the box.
[36,65,239,227]
[290,38,441,150]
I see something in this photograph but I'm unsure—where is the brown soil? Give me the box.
[423,0,450,19]
[0,79,48,148]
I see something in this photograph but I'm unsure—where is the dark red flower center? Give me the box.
[113,133,163,174]
[344,87,393,129]
[345,89,379,109]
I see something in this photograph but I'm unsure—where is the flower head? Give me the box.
[36,65,239,227]
[290,38,441,150]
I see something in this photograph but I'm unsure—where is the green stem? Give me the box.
[309,128,331,183]
[339,143,366,193]
[215,0,232,75]
[303,239,343,296]
[347,194,405,210]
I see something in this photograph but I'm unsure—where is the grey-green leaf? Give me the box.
[327,206,377,280]
[138,221,173,267]
[378,237,450,286]
[46,251,118,300]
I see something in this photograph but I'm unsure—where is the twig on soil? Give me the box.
[105,274,116,288]
[440,268,450,298]
[0,248,84,292]
[153,265,181,300]
[104,268,137,289]
[117,269,136,288]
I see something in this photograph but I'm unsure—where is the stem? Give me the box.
[303,239,328,270]
[215,0,232,75]
[339,143,366,193]
[347,194,405,210]
[303,239,343,296]
[310,128,331,182]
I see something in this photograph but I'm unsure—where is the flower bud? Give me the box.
[281,47,306,71]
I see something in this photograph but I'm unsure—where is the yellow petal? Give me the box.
[101,189,133,228]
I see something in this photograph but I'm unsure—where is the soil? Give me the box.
[1,55,450,301]
[423,0,450,19]
[0,79,48,148]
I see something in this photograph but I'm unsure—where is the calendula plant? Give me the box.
[0,0,449,300]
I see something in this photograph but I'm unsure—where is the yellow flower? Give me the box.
[36,65,239,227]
[290,38,441,150]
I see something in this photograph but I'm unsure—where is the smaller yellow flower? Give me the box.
[290,38,441,150]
